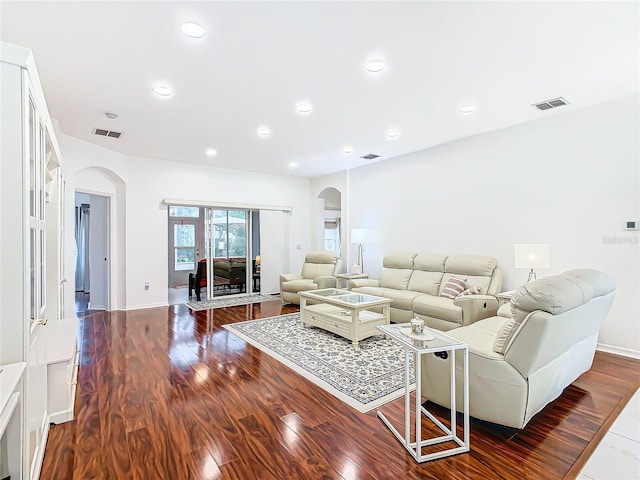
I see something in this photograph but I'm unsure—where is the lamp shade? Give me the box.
[514,244,550,270]
[351,228,371,244]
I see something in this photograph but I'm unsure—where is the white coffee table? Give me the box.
[298,288,392,350]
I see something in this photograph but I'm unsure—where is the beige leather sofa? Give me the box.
[348,253,503,330]
[279,251,341,305]
[420,269,617,429]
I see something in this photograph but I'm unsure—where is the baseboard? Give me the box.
[124,302,169,311]
[30,420,49,480]
[48,409,73,425]
[596,342,640,359]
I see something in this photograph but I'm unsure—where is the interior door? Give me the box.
[25,80,48,480]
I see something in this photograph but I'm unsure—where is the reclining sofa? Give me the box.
[420,269,617,428]
[348,253,503,330]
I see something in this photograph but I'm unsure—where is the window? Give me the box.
[169,206,199,218]
[324,219,340,254]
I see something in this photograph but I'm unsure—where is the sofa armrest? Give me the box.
[280,273,301,284]
[314,276,337,289]
[348,279,380,289]
[453,295,499,326]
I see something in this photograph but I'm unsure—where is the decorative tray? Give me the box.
[399,327,435,341]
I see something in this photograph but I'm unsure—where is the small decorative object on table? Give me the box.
[410,318,424,335]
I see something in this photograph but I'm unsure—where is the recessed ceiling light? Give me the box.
[460,104,476,114]
[181,22,206,38]
[105,112,118,119]
[385,129,400,138]
[289,162,298,169]
[296,103,312,114]
[365,60,385,73]
[257,126,271,137]
[206,148,217,157]
[152,85,172,97]
[343,145,353,154]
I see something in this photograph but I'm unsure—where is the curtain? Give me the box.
[75,204,90,292]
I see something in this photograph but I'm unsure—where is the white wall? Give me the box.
[59,134,311,312]
[315,95,639,354]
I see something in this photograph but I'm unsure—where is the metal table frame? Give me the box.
[376,323,470,462]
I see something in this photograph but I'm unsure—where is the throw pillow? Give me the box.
[455,285,481,299]
[440,276,467,300]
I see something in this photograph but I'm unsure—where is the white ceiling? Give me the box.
[1,1,638,178]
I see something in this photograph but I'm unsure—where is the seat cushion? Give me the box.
[380,289,422,311]
[412,295,462,323]
[351,286,385,297]
[281,279,318,293]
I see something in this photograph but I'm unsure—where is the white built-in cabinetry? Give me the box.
[1,41,75,480]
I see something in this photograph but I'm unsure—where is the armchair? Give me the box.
[279,251,342,305]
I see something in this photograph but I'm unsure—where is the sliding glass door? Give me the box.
[204,209,252,299]
[169,204,261,300]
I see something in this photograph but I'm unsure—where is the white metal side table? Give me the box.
[376,323,470,463]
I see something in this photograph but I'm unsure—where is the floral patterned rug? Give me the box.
[224,313,414,413]
[185,294,280,311]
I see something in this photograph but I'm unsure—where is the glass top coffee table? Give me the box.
[298,288,392,350]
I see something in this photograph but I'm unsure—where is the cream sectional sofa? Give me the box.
[420,269,617,428]
[348,253,503,330]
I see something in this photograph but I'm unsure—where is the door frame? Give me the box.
[74,189,111,311]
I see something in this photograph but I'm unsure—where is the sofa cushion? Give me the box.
[509,269,617,323]
[445,255,498,276]
[351,286,385,297]
[383,253,417,269]
[456,286,481,298]
[445,255,498,294]
[493,318,517,354]
[281,279,318,293]
[301,262,336,280]
[413,295,462,323]
[497,303,513,318]
[440,276,467,299]
[413,253,447,272]
[380,289,422,310]
[408,270,443,296]
[379,268,413,290]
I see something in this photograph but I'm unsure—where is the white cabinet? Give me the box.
[46,318,79,424]
[0,362,26,480]
[1,41,65,480]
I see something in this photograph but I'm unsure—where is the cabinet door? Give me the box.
[24,77,48,480]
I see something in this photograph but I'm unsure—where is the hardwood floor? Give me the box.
[41,301,640,479]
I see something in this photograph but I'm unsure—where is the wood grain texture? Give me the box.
[41,299,640,479]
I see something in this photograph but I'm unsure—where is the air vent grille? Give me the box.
[533,97,569,111]
[94,128,123,138]
[361,153,380,160]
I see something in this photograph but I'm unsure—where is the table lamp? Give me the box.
[514,244,550,282]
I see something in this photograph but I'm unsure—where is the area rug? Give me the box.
[186,294,280,311]
[224,313,414,413]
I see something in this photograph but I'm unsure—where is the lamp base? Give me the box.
[527,269,537,282]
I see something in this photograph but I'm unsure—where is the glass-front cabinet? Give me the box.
[1,42,65,480]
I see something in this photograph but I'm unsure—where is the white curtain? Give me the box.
[259,210,288,295]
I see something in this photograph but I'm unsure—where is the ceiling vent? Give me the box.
[94,128,122,139]
[360,153,380,160]
[533,97,569,111]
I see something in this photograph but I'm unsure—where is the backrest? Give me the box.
[379,253,417,290]
[407,253,447,295]
[300,251,339,279]
[502,269,617,377]
[439,255,500,295]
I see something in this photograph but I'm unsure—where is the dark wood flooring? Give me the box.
[41,300,640,479]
